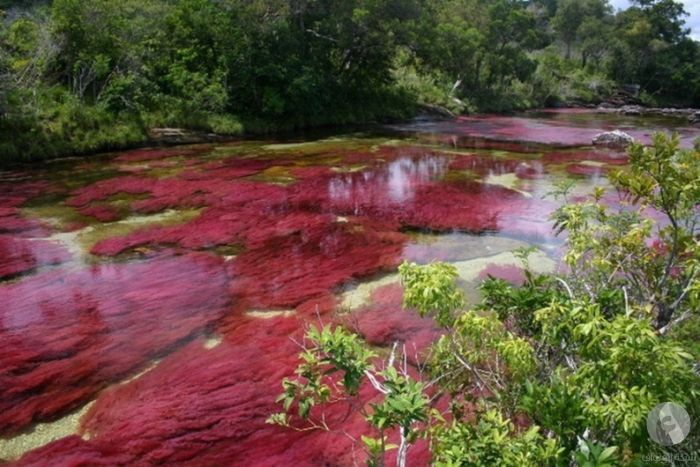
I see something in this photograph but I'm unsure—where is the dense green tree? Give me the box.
[609,0,700,104]
[415,0,540,111]
[2,0,700,162]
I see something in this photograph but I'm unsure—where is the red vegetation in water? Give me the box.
[398,113,700,149]
[449,154,521,175]
[0,180,57,236]
[542,149,628,166]
[515,162,544,179]
[288,161,535,234]
[81,150,555,260]
[180,157,278,180]
[114,146,213,163]
[0,253,230,436]
[228,218,407,308]
[0,209,43,235]
[342,283,442,364]
[16,316,430,466]
[76,204,123,222]
[0,235,69,279]
[478,264,527,285]
[67,176,157,207]
[566,163,607,177]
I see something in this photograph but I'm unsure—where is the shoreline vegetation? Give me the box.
[2,102,697,169]
[2,0,700,164]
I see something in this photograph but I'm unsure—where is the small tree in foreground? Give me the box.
[269,134,699,466]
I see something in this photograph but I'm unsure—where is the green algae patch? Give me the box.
[262,136,369,153]
[443,169,480,183]
[46,208,201,260]
[261,136,393,159]
[331,164,367,173]
[245,165,297,185]
[21,204,91,231]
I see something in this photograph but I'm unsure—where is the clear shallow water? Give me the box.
[1,111,698,464]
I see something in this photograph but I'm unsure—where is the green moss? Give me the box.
[21,204,91,231]
[44,209,202,260]
[245,166,297,185]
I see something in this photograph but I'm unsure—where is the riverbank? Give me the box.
[3,103,698,169]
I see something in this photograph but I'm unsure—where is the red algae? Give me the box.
[566,163,607,177]
[8,118,686,464]
[15,316,430,466]
[514,162,545,180]
[478,263,527,285]
[0,180,58,236]
[342,283,442,364]
[394,112,700,148]
[67,176,158,208]
[228,218,406,308]
[0,211,44,236]
[113,146,212,163]
[0,236,69,279]
[89,152,554,265]
[76,204,123,222]
[0,253,230,436]
[180,157,277,180]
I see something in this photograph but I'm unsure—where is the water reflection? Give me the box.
[328,153,451,209]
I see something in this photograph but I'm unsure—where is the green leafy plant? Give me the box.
[552,133,700,330]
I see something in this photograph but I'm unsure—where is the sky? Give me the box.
[610,0,700,40]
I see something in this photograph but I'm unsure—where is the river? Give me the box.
[1,110,698,464]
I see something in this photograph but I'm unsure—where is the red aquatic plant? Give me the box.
[0,235,69,279]
[76,204,123,222]
[478,263,527,285]
[114,145,213,163]
[341,283,442,365]
[228,218,406,308]
[565,163,607,177]
[14,315,430,466]
[0,253,230,436]
[67,176,158,207]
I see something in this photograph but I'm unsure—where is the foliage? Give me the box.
[267,323,428,466]
[431,410,562,466]
[552,133,700,329]
[399,261,464,327]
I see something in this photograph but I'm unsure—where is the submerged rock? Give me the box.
[592,130,635,148]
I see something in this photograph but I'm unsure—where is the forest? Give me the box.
[0,0,699,160]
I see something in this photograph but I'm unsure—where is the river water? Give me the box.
[1,110,698,464]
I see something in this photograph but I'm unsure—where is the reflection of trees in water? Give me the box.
[328,154,451,208]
